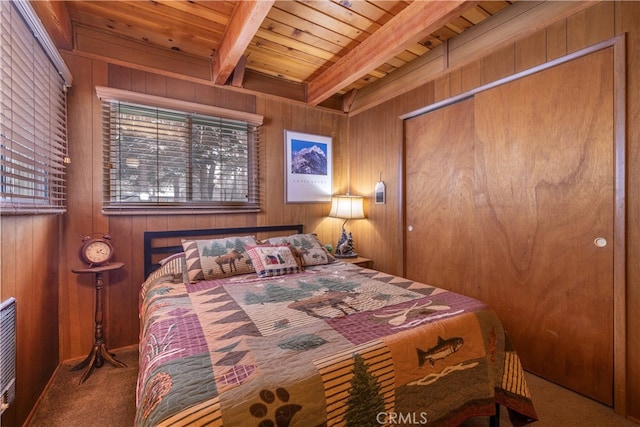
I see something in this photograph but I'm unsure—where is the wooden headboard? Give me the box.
[143,224,304,278]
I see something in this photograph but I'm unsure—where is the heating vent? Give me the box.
[0,298,16,414]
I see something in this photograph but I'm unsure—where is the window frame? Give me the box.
[0,0,72,215]
[96,87,263,215]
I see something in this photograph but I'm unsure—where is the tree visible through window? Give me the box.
[102,98,260,214]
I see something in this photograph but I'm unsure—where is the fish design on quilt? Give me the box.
[417,336,464,367]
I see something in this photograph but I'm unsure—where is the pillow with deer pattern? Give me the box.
[181,236,257,282]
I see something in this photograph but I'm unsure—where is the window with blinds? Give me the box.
[0,1,70,214]
[101,97,261,214]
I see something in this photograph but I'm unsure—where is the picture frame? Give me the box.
[284,130,333,203]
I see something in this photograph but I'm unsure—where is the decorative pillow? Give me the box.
[181,236,257,282]
[263,233,335,266]
[245,244,302,278]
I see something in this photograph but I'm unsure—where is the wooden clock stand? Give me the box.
[71,262,127,384]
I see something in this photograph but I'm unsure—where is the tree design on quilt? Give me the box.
[344,353,385,426]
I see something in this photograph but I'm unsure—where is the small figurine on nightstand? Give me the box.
[335,230,357,258]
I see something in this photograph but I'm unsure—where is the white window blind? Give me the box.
[100,92,261,215]
[0,1,70,214]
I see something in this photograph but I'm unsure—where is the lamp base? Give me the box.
[334,253,358,259]
[335,225,358,259]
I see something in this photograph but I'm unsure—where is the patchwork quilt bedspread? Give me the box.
[137,261,537,426]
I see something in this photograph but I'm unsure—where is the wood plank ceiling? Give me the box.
[34,0,514,110]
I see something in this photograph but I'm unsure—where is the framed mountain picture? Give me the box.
[284,130,333,203]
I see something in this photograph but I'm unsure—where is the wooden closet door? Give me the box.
[405,48,614,405]
[474,48,614,405]
[404,98,477,298]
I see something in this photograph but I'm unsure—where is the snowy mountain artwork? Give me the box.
[284,131,333,203]
[290,140,328,175]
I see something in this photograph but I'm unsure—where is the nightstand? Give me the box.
[71,262,127,384]
[340,256,372,268]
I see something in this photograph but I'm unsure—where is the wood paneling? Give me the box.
[6,2,640,425]
[58,58,347,362]
[74,26,212,82]
[348,1,640,420]
[0,216,59,427]
[60,53,108,361]
[63,0,513,104]
[514,29,547,72]
[346,106,400,275]
[621,2,640,420]
[480,44,514,83]
[349,1,596,115]
[566,1,615,53]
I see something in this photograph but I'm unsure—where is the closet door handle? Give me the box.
[594,237,607,248]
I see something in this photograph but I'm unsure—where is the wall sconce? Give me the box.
[328,194,365,258]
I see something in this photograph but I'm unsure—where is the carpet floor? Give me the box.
[28,345,139,427]
[28,345,637,427]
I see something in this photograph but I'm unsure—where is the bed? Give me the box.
[136,224,537,426]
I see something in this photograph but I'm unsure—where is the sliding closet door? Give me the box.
[404,98,477,297]
[405,48,614,405]
[474,48,614,405]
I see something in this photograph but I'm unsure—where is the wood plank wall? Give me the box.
[3,1,640,426]
[58,57,348,367]
[0,216,59,426]
[347,1,640,421]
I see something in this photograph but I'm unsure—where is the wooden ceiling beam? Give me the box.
[212,0,274,86]
[306,0,479,106]
[348,0,596,115]
[30,0,73,50]
[231,55,247,87]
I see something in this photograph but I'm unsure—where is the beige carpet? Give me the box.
[28,345,637,427]
[461,373,637,427]
[28,345,139,427]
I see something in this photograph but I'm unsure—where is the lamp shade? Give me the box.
[328,195,365,220]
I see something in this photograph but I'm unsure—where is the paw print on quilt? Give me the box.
[249,387,302,427]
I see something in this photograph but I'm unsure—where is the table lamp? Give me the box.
[329,194,365,258]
